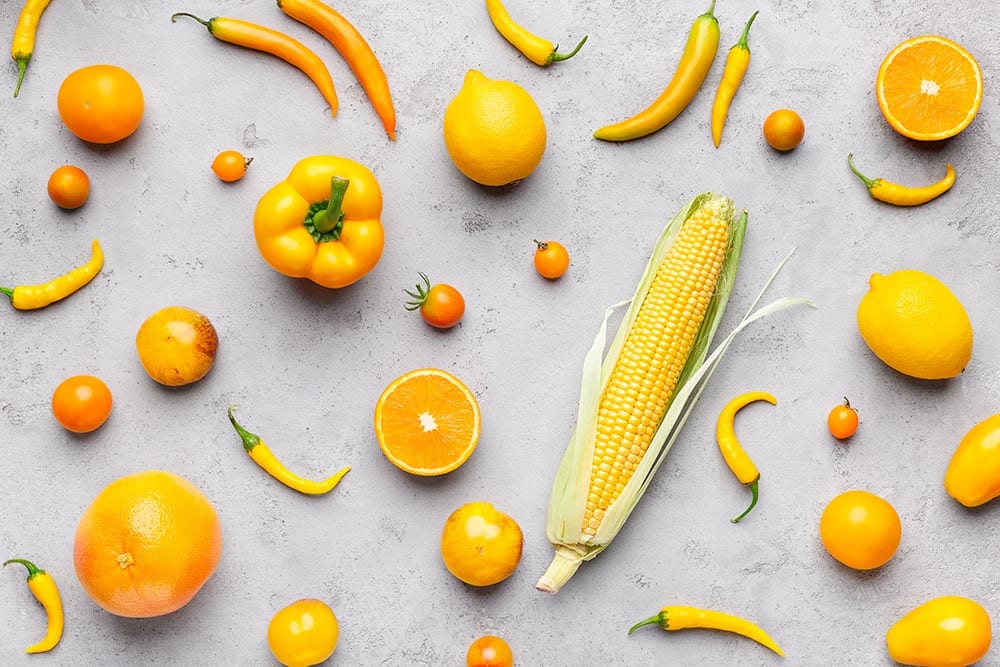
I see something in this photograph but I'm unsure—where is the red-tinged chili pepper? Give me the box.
[594,1,719,142]
[277,0,395,139]
[11,0,52,97]
[171,12,338,116]
[710,11,759,147]
[4,558,63,653]
[228,406,351,495]
[1,239,103,310]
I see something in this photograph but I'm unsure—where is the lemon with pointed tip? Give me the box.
[857,269,972,380]
[443,69,546,187]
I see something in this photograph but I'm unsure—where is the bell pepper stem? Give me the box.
[549,36,588,63]
[227,406,261,453]
[3,558,42,579]
[731,478,759,523]
[628,612,666,635]
[311,176,350,236]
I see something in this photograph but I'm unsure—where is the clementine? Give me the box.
[73,470,223,618]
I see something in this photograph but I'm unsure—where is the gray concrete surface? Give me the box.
[1,0,998,664]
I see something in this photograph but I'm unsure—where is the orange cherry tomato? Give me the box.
[404,273,465,329]
[57,64,144,144]
[828,398,859,440]
[47,165,91,209]
[51,375,113,433]
[763,108,805,151]
[467,635,514,667]
[533,240,570,279]
[819,490,901,570]
[211,150,253,182]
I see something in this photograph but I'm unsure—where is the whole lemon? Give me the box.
[443,70,546,187]
[857,270,972,380]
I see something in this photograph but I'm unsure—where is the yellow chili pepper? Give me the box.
[171,13,338,116]
[716,391,776,523]
[629,605,785,657]
[485,0,587,67]
[710,11,759,148]
[848,153,955,206]
[228,406,350,495]
[11,0,52,97]
[4,558,63,654]
[594,0,719,142]
[1,239,103,310]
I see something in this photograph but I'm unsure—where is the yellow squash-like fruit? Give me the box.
[857,270,972,380]
[945,414,1000,507]
[887,596,992,667]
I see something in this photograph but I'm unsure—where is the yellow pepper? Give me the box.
[1,239,103,310]
[886,596,991,667]
[716,391,776,523]
[485,0,587,66]
[254,155,384,288]
[4,558,63,653]
[629,605,784,657]
[594,1,719,142]
[710,11,759,148]
[11,0,53,97]
[227,406,350,495]
[848,153,955,206]
[945,414,1000,507]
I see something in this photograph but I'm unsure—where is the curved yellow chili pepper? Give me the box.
[716,391,776,523]
[1,239,103,310]
[4,558,63,654]
[710,11,759,148]
[11,0,52,97]
[485,0,587,67]
[228,406,350,495]
[171,13,338,116]
[848,153,955,206]
[629,605,785,657]
[594,0,719,142]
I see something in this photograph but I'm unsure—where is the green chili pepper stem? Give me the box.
[548,35,588,63]
[731,478,760,523]
[170,12,213,30]
[735,11,759,50]
[847,154,881,190]
[311,176,350,237]
[4,558,42,579]
[0,287,13,299]
[702,0,717,18]
[13,57,29,98]
[628,612,666,635]
[227,406,260,453]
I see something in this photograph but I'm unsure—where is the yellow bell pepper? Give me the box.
[253,155,384,288]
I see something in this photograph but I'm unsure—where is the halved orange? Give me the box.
[876,35,983,141]
[374,368,481,476]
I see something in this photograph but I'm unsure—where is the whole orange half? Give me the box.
[876,35,983,141]
[374,368,481,476]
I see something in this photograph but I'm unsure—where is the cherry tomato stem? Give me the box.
[533,239,570,279]
[212,150,252,182]
[404,272,465,328]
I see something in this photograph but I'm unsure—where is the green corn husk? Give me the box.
[536,193,810,594]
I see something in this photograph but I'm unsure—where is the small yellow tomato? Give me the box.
[135,306,219,386]
[887,596,991,667]
[467,635,514,667]
[51,374,113,433]
[945,414,1000,507]
[763,109,805,151]
[267,599,339,667]
[212,150,252,182]
[820,490,901,570]
[48,165,91,209]
[827,398,859,440]
[533,240,570,279]
[57,64,144,144]
[441,501,523,587]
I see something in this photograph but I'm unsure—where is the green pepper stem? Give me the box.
[0,287,12,300]
[13,57,28,98]
[703,0,717,17]
[3,558,42,579]
[847,153,879,190]
[736,11,760,50]
[731,478,759,523]
[549,35,588,63]
[227,406,260,453]
[311,176,350,236]
[170,12,212,30]
[628,612,666,635]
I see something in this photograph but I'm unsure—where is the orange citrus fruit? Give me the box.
[73,470,223,618]
[876,35,983,140]
[374,368,481,476]
[441,501,523,587]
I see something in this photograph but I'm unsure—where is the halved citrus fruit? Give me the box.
[876,35,983,141]
[374,368,481,476]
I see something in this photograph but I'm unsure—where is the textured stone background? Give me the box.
[1,0,998,665]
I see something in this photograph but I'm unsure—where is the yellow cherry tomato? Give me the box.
[212,150,252,182]
[533,240,569,279]
[887,596,992,667]
[51,374,112,433]
[47,165,90,209]
[267,599,339,667]
[135,306,219,386]
[467,635,514,667]
[820,490,901,570]
[763,108,805,151]
[441,501,523,586]
[827,398,859,440]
